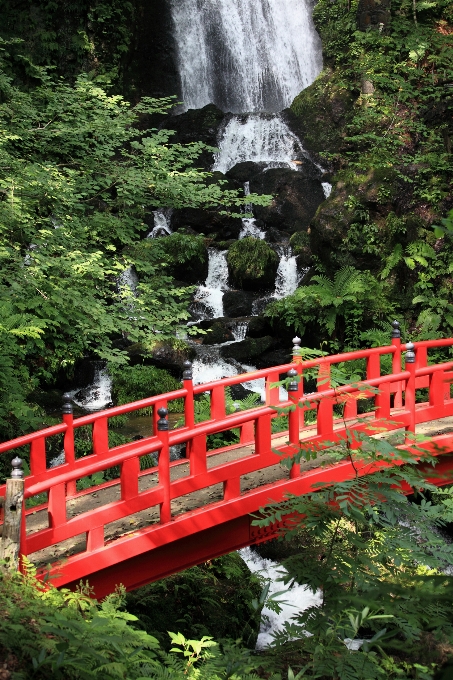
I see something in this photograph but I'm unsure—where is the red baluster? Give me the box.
[211,385,226,420]
[48,482,66,528]
[121,457,140,500]
[189,434,207,475]
[30,437,46,476]
[317,363,333,437]
[93,417,109,456]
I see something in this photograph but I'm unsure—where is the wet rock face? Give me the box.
[192,318,236,345]
[161,104,227,170]
[219,336,274,362]
[124,0,180,102]
[170,171,242,239]
[223,291,257,317]
[225,161,269,185]
[250,168,325,233]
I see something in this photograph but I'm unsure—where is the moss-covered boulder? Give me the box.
[155,230,209,284]
[227,237,279,291]
[125,339,196,375]
[285,68,355,162]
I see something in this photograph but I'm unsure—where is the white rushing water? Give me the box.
[170,0,322,113]
[213,114,306,174]
[69,364,112,412]
[274,246,301,299]
[147,210,172,238]
[240,548,322,649]
[192,249,229,319]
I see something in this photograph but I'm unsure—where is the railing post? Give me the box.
[391,320,403,408]
[62,394,76,497]
[183,361,195,429]
[0,457,25,571]
[287,369,300,478]
[157,408,171,524]
[292,337,305,428]
[405,342,416,442]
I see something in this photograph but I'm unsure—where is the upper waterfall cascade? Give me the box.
[213,114,306,174]
[170,0,322,113]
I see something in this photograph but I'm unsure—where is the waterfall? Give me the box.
[274,246,301,299]
[147,210,172,238]
[170,0,322,113]
[213,114,306,174]
[192,249,229,319]
[239,182,266,239]
[68,363,112,412]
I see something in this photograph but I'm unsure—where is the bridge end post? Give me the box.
[0,457,25,572]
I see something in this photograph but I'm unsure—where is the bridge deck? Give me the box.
[25,415,453,571]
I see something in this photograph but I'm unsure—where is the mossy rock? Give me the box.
[287,68,355,158]
[157,230,209,284]
[125,339,196,375]
[125,553,262,649]
[227,237,279,291]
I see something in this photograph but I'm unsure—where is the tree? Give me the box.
[0,39,269,440]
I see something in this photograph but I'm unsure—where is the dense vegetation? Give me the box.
[267,0,453,352]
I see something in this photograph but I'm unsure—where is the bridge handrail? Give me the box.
[13,368,418,497]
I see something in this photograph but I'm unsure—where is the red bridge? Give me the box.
[2,325,453,598]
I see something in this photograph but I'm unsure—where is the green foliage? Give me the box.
[0,39,268,442]
[251,369,453,678]
[125,553,262,651]
[0,557,266,679]
[265,267,389,351]
[109,364,183,416]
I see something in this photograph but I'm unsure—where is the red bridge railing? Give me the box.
[1,324,453,595]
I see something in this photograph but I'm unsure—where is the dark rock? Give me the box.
[72,358,98,388]
[254,348,293,369]
[123,0,180,104]
[160,104,227,170]
[226,161,267,185]
[250,168,325,233]
[220,336,274,362]
[246,316,274,338]
[356,0,391,31]
[223,290,257,317]
[265,227,289,243]
[193,319,236,345]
